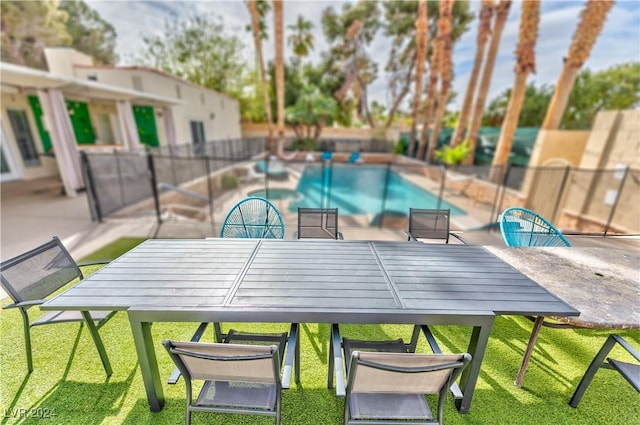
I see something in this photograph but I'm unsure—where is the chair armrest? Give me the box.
[612,334,640,362]
[3,299,47,309]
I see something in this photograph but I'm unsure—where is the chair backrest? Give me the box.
[0,237,81,305]
[347,351,471,395]
[220,197,285,239]
[297,208,340,239]
[163,340,280,385]
[500,207,571,247]
[408,208,451,241]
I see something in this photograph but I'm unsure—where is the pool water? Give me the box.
[290,164,466,215]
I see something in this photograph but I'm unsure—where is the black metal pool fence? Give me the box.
[81,139,639,236]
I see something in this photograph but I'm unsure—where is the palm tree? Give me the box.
[408,0,428,157]
[287,15,314,59]
[541,0,614,130]
[426,0,455,164]
[451,0,493,147]
[247,0,275,153]
[490,0,540,181]
[416,14,443,161]
[273,0,285,156]
[463,0,511,165]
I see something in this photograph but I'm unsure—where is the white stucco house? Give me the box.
[0,48,241,196]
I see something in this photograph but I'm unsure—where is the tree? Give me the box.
[451,0,493,147]
[408,0,428,155]
[382,0,473,129]
[273,0,285,156]
[1,0,71,69]
[287,15,314,59]
[491,0,540,178]
[541,0,615,130]
[464,0,511,165]
[426,0,455,164]
[137,13,246,95]
[562,62,640,129]
[285,85,337,142]
[483,83,552,127]
[58,0,117,65]
[247,0,275,152]
[321,0,381,128]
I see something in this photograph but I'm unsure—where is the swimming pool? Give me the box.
[290,164,466,216]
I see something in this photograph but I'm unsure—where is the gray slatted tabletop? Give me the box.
[43,239,579,414]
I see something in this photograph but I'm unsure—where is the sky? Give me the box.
[86,0,640,111]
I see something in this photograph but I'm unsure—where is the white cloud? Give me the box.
[87,0,640,110]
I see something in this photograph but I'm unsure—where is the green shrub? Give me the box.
[222,174,239,189]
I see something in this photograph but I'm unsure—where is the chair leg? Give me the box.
[213,322,224,342]
[569,334,617,408]
[19,309,33,373]
[515,316,545,387]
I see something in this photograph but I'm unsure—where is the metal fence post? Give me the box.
[551,166,572,224]
[80,150,103,222]
[379,162,392,229]
[147,152,163,225]
[604,166,629,236]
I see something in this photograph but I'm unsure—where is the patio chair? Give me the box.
[344,351,471,425]
[220,197,285,239]
[0,237,115,375]
[569,334,640,408]
[329,324,465,401]
[499,207,571,247]
[163,340,283,425]
[406,208,466,244]
[295,208,344,239]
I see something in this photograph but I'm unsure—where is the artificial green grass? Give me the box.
[1,266,638,423]
[78,238,147,264]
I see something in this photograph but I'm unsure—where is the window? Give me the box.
[200,93,205,105]
[7,109,40,167]
[175,84,182,99]
[190,121,206,156]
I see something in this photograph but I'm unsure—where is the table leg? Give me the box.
[515,316,545,387]
[330,324,345,396]
[129,317,164,412]
[81,311,112,376]
[456,320,493,413]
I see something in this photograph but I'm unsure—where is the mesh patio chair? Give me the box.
[295,208,344,239]
[406,208,466,244]
[220,197,285,239]
[569,334,640,408]
[0,237,115,375]
[344,351,471,425]
[329,324,465,401]
[499,207,571,247]
[163,340,283,425]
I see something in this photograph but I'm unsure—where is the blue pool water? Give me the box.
[290,164,466,216]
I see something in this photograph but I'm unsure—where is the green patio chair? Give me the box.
[0,237,115,375]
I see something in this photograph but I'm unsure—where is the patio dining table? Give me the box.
[42,239,579,414]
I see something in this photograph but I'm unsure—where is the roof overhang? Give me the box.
[0,62,182,106]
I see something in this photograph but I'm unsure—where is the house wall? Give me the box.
[0,93,58,180]
[73,68,242,145]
